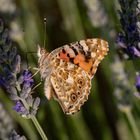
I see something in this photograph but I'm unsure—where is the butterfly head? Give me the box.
[37,45,50,79]
[37,45,49,58]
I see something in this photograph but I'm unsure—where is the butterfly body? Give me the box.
[38,38,109,115]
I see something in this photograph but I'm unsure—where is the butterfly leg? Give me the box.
[32,82,42,91]
[26,67,41,80]
[29,81,42,94]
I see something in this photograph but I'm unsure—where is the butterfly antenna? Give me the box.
[43,17,47,48]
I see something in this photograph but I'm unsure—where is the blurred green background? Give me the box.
[0,0,140,140]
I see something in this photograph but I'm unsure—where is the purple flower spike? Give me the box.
[10,130,27,140]
[127,46,140,57]
[136,73,140,92]
[116,0,140,59]
[0,19,40,118]
[13,101,28,116]
[13,101,23,112]
[23,70,34,87]
[116,34,127,49]
[0,74,10,89]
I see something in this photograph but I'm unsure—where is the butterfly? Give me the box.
[37,38,109,115]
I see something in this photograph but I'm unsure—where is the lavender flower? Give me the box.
[116,0,140,58]
[0,19,48,140]
[135,72,140,92]
[12,70,40,118]
[10,69,40,118]
[22,70,34,87]
[0,18,40,118]
[10,130,27,140]
[0,20,18,90]
[13,101,28,116]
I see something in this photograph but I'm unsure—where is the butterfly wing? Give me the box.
[58,38,109,78]
[50,60,91,115]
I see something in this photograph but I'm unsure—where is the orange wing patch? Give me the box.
[59,52,69,62]
[58,39,108,77]
[73,54,93,72]
[73,53,85,64]
[79,60,93,72]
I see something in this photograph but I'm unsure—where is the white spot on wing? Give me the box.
[64,45,75,57]
[68,63,74,69]
[91,52,96,58]
[80,40,89,51]
[66,75,74,84]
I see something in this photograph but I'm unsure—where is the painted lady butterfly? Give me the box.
[37,38,109,115]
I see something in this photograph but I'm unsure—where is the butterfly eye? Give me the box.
[70,93,77,102]
[40,48,46,55]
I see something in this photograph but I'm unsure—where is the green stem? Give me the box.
[21,99,48,140]
[31,116,48,140]
[125,110,140,140]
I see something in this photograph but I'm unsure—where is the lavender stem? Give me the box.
[21,98,48,140]
[125,109,140,140]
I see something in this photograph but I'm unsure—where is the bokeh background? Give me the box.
[0,0,140,140]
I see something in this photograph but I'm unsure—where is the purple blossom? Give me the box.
[13,101,28,115]
[10,130,27,140]
[13,101,23,112]
[116,0,140,58]
[127,46,140,57]
[0,75,9,89]
[135,73,140,92]
[0,20,18,89]
[116,33,127,49]
[0,19,40,118]
[22,70,34,87]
